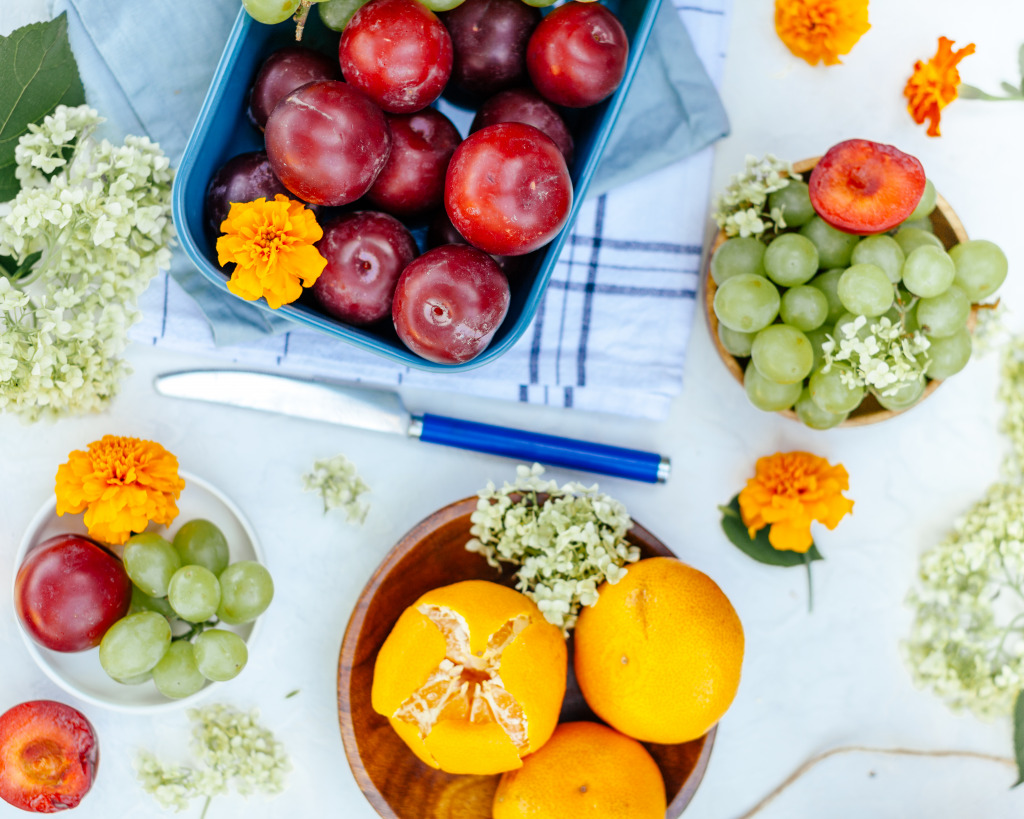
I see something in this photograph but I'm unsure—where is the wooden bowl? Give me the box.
[337,498,716,819]
[703,156,972,427]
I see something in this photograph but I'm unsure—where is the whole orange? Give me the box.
[574,556,744,744]
[492,721,666,819]
[371,579,567,775]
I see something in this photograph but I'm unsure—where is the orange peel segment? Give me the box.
[372,580,567,775]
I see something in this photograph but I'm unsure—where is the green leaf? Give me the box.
[999,81,1024,99]
[10,250,42,281]
[1014,689,1024,787]
[958,84,1012,101]
[1018,43,1024,92]
[719,495,823,567]
[0,254,16,276]
[0,13,85,202]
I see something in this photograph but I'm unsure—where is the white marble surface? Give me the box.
[3,1,1024,817]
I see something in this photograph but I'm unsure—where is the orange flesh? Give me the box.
[391,606,531,751]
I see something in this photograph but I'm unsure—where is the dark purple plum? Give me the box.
[313,211,419,325]
[366,109,462,218]
[393,244,510,364]
[470,88,574,164]
[265,80,392,206]
[442,0,540,99]
[248,45,341,130]
[204,151,291,239]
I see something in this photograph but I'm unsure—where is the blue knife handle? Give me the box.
[414,414,669,483]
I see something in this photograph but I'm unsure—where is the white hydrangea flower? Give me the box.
[0,105,174,421]
[135,704,290,812]
[302,454,369,523]
[466,464,639,634]
[823,313,930,396]
[713,154,796,238]
[904,482,1024,720]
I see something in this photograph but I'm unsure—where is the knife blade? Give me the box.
[153,369,670,484]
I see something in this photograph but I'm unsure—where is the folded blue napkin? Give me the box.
[51,0,731,417]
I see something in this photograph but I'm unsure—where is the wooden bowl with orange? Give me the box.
[703,156,974,427]
[337,498,715,819]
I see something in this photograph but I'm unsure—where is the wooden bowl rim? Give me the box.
[703,156,971,427]
[337,497,717,819]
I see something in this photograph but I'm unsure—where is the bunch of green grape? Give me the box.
[710,179,1008,429]
[98,519,274,699]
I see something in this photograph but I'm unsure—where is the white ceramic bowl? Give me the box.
[13,470,264,713]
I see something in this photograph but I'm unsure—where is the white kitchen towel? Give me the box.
[56,0,732,419]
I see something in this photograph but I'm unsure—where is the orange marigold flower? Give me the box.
[904,36,976,137]
[216,194,327,310]
[55,435,186,545]
[774,0,870,67]
[738,451,853,553]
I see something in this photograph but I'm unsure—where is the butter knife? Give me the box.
[154,369,670,484]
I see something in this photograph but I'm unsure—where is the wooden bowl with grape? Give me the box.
[703,156,974,428]
[337,497,716,819]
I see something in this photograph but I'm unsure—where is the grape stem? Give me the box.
[172,619,219,643]
[293,0,314,40]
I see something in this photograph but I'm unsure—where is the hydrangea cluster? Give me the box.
[302,454,369,523]
[904,483,1024,719]
[0,105,174,421]
[822,315,930,395]
[999,332,1024,474]
[135,704,290,812]
[712,154,795,238]
[466,464,639,633]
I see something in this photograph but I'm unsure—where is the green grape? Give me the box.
[129,585,176,619]
[850,235,904,284]
[218,561,275,625]
[806,326,832,372]
[901,245,955,298]
[521,0,558,6]
[779,285,828,331]
[168,565,221,623]
[833,311,871,339]
[152,640,207,699]
[318,0,373,29]
[173,519,230,575]
[712,273,780,333]
[873,377,926,412]
[743,361,802,412]
[768,179,815,227]
[915,285,970,338]
[808,366,865,414]
[414,0,467,11]
[193,630,248,682]
[99,612,171,682]
[838,264,895,317]
[907,179,937,221]
[899,218,934,233]
[950,239,1008,302]
[926,328,972,380]
[894,226,943,256]
[123,533,181,598]
[710,237,766,285]
[763,233,819,287]
[243,0,301,24]
[751,324,814,385]
[795,388,848,429]
[800,216,859,268]
[808,269,846,325]
[717,324,755,358]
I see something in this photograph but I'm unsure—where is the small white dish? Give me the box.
[14,470,264,713]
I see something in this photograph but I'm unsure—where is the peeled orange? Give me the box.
[371,580,567,775]
[574,556,744,744]
[492,721,666,819]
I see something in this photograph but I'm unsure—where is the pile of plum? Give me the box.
[206,0,630,364]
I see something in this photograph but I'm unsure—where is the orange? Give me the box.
[573,556,744,744]
[371,580,567,775]
[492,721,666,819]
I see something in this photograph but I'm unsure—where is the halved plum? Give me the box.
[808,139,926,235]
[0,700,98,813]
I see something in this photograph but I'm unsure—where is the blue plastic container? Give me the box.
[172,0,664,372]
